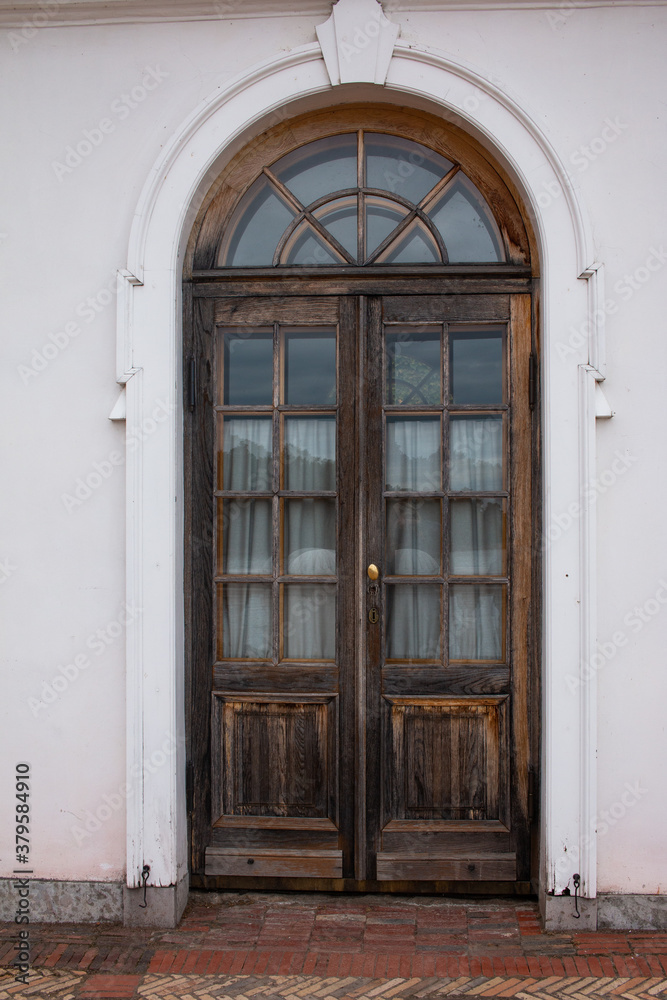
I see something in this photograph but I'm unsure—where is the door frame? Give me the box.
[118,41,603,922]
[183,274,538,894]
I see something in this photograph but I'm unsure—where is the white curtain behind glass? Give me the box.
[386,418,440,491]
[388,501,440,575]
[223,418,272,490]
[285,417,335,491]
[449,585,502,660]
[223,584,272,659]
[223,418,336,660]
[448,417,503,659]
[450,416,502,491]
[387,585,441,660]
[285,500,336,575]
[450,500,502,576]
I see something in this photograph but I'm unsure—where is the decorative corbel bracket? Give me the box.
[109,268,143,421]
[316,0,399,87]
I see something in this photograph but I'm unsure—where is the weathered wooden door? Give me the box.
[187,284,535,891]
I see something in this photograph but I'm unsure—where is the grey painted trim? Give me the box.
[540,890,667,930]
[598,894,667,931]
[0,879,123,923]
[0,875,188,928]
[123,874,189,927]
[540,891,598,931]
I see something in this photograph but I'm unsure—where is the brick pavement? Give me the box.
[1,892,666,998]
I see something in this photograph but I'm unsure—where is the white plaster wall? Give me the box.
[1,4,665,892]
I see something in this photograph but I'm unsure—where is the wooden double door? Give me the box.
[187,283,536,891]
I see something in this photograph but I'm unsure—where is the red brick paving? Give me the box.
[1,892,667,992]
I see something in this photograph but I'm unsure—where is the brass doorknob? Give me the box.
[367,564,379,580]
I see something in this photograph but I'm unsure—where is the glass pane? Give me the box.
[312,196,358,260]
[285,331,336,405]
[449,584,504,660]
[450,330,504,405]
[386,584,441,660]
[221,174,296,266]
[386,330,441,404]
[386,416,441,492]
[427,175,504,263]
[284,416,336,491]
[283,584,336,659]
[282,223,344,266]
[449,416,503,492]
[365,133,453,204]
[218,499,273,575]
[223,330,273,405]
[217,498,273,575]
[220,583,272,659]
[220,416,273,491]
[450,499,505,575]
[377,220,441,264]
[274,134,357,207]
[386,500,441,575]
[365,196,409,257]
[284,499,336,575]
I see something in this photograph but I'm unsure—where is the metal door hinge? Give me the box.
[529,354,538,410]
[186,759,194,813]
[528,766,537,822]
[187,357,197,412]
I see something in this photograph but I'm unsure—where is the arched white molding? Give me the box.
[121,39,601,922]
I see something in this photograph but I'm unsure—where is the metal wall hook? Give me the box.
[572,872,581,918]
[139,864,150,908]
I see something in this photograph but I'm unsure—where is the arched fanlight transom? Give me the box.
[218,132,506,267]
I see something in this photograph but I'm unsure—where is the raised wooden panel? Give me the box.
[385,696,509,824]
[382,294,510,323]
[212,694,338,823]
[213,664,339,693]
[205,847,343,878]
[380,820,510,854]
[382,666,509,697]
[376,853,516,881]
[214,296,339,325]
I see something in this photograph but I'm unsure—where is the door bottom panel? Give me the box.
[376,852,517,881]
[191,874,533,895]
[205,847,343,878]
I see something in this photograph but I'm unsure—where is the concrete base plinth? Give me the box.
[598,894,667,930]
[540,889,598,930]
[123,874,189,927]
[0,875,189,927]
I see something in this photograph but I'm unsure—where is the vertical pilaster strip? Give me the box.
[125,364,144,889]
[578,363,598,899]
[115,269,146,890]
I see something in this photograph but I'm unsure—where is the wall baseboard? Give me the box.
[0,875,188,928]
